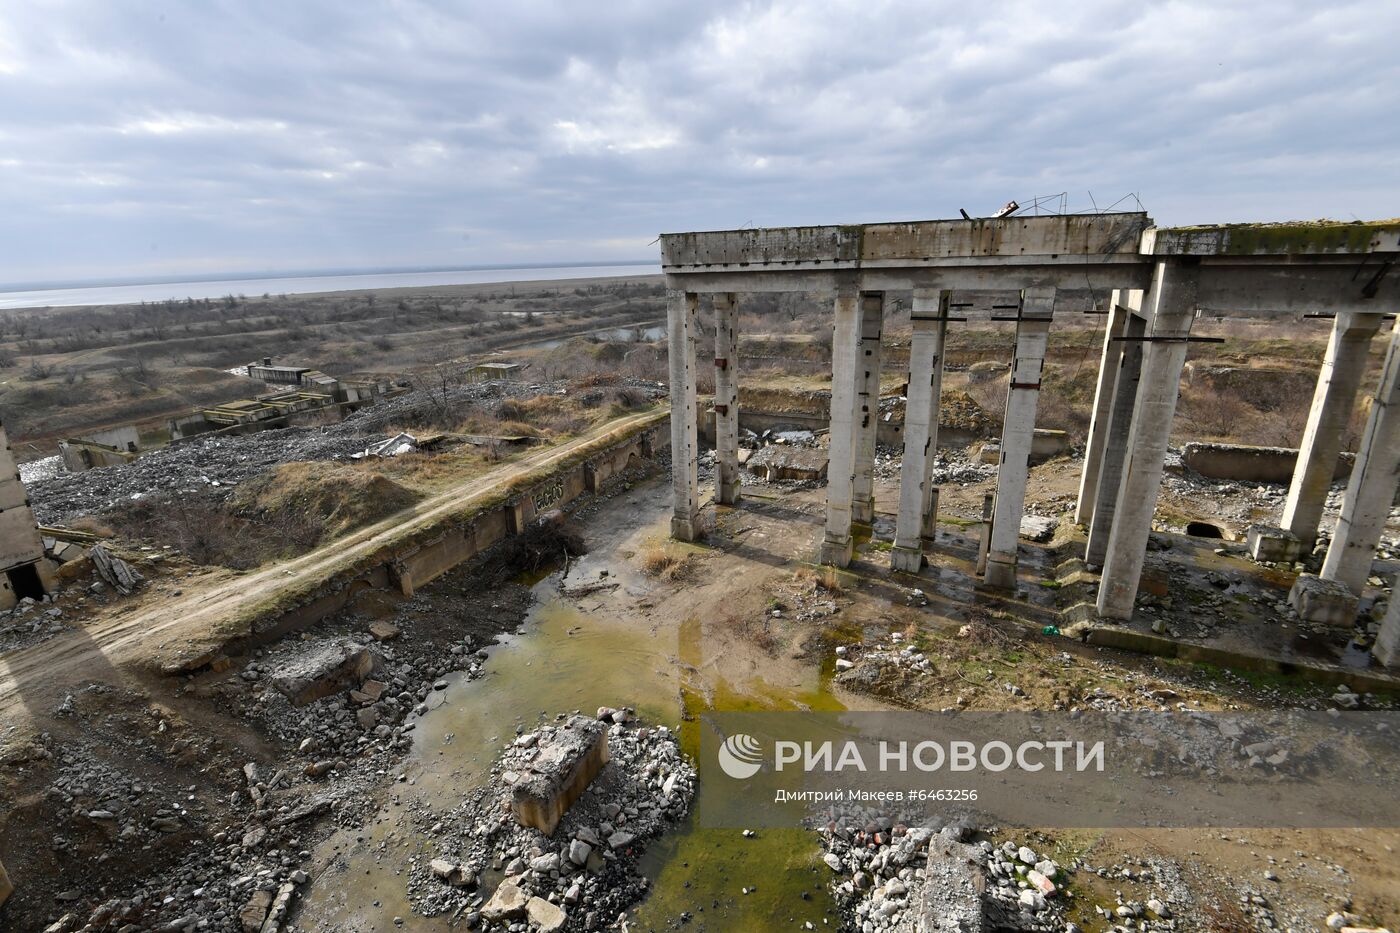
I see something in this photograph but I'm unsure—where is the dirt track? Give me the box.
[0,408,667,735]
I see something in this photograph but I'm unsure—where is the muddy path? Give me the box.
[0,409,667,738]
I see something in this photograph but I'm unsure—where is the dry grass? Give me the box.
[792,566,844,595]
[716,611,781,656]
[639,543,693,581]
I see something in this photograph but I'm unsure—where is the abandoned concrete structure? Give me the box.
[659,215,1399,645]
[0,418,50,608]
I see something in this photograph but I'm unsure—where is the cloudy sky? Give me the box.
[2,0,1397,285]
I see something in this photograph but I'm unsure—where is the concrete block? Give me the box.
[1288,574,1359,626]
[820,536,854,568]
[889,546,923,573]
[1246,524,1303,563]
[511,716,609,836]
[270,639,384,706]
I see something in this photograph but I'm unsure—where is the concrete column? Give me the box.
[1320,323,1400,594]
[1375,591,1400,668]
[984,288,1054,589]
[891,289,948,572]
[821,284,874,567]
[1075,290,1142,526]
[1085,310,1147,567]
[713,293,741,505]
[668,290,701,541]
[1282,311,1384,546]
[851,296,884,528]
[1097,261,1200,619]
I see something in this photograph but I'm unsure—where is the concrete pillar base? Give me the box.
[1375,595,1400,667]
[852,498,875,527]
[889,546,923,573]
[1288,573,1359,626]
[717,482,740,506]
[1246,524,1302,563]
[920,487,940,543]
[671,516,702,542]
[820,536,854,568]
[984,553,1017,590]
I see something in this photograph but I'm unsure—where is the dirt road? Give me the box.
[0,408,668,734]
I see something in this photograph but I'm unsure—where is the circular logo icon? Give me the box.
[718,733,764,780]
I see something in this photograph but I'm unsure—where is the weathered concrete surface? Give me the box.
[1321,324,1400,594]
[1246,524,1303,563]
[745,445,828,482]
[1281,313,1382,545]
[1288,573,1359,626]
[1375,595,1400,668]
[1183,442,1354,484]
[713,293,741,505]
[1076,292,1139,526]
[985,291,1052,589]
[0,418,47,600]
[510,716,610,836]
[1085,308,1146,567]
[821,285,869,567]
[1098,260,1200,619]
[892,289,948,572]
[913,835,989,932]
[668,290,701,541]
[270,639,383,707]
[851,295,884,526]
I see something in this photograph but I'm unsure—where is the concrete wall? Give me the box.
[0,421,44,575]
[1182,442,1355,484]
[209,421,667,667]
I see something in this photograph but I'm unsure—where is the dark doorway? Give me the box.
[5,562,45,601]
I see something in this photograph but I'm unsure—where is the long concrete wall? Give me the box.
[206,420,667,666]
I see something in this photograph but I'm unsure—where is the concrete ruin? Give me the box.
[660,215,1400,654]
[1,417,51,609]
[509,716,610,836]
[59,424,141,473]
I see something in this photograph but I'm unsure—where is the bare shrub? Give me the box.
[639,544,691,581]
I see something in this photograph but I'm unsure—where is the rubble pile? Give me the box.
[818,812,1085,933]
[405,710,695,930]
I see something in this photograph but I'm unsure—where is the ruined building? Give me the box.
[0,417,49,608]
[659,214,1400,661]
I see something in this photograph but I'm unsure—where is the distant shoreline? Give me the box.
[0,262,663,311]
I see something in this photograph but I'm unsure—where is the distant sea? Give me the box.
[0,262,662,311]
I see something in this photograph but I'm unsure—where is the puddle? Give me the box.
[301,568,842,930]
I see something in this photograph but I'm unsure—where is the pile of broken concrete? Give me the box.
[818,811,1082,933]
[408,708,695,930]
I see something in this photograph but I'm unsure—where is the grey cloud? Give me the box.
[1,0,1397,284]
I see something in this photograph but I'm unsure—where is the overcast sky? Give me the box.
[2,0,1397,285]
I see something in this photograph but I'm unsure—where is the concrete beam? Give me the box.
[1075,290,1142,526]
[1085,309,1147,567]
[1320,323,1400,594]
[821,284,874,567]
[984,288,1054,589]
[668,290,701,541]
[1281,312,1384,546]
[891,289,949,572]
[661,213,1150,269]
[851,296,884,527]
[713,293,741,506]
[663,268,1150,297]
[1145,220,1400,257]
[1097,261,1201,619]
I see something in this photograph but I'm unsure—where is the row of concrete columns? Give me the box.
[669,270,1398,630]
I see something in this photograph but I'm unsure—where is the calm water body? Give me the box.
[0,263,661,310]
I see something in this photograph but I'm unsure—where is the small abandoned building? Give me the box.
[470,361,525,382]
[1,417,50,607]
[246,356,312,385]
[58,424,141,473]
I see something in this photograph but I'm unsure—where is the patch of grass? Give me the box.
[639,544,693,581]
